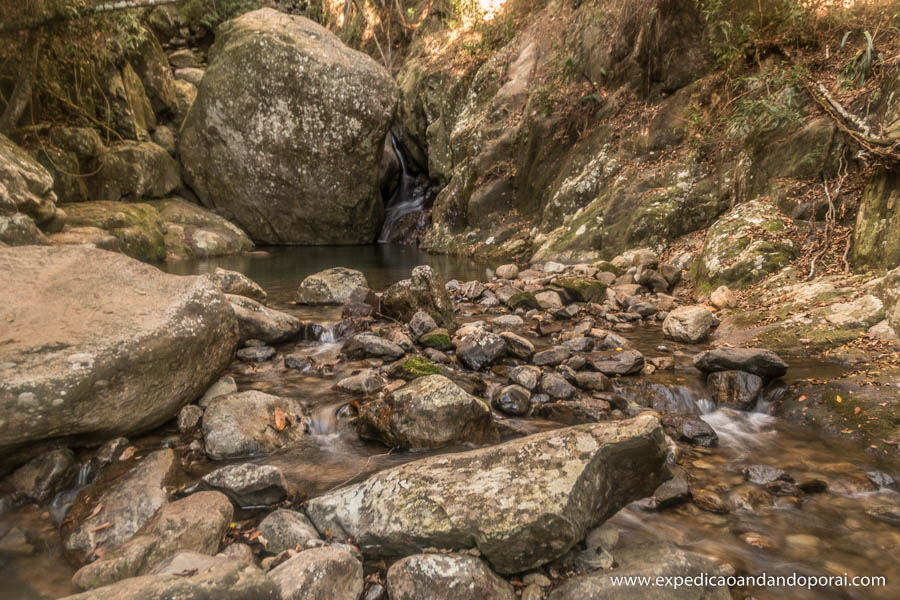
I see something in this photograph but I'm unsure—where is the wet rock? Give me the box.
[707,370,763,410]
[409,311,438,340]
[336,369,383,395]
[387,553,514,600]
[306,416,670,574]
[866,471,897,491]
[381,266,455,329]
[420,328,453,351]
[202,391,306,460]
[268,546,363,600]
[236,345,276,362]
[491,314,525,330]
[456,329,507,370]
[493,385,531,416]
[693,489,729,514]
[533,346,571,367]
[342,286,380,319]
[341,334,405,361]
[662,305,715,343]
[563,336,594,353]
[180,8,397,244]
[575,372,612,392]
[509,366,541,390]
[201,464,287,506]
[693,347,788,379]
[630,301,659,318]
[0,246,238,473]
[65,450,175,560]
[388,357,444,380]
[357,375,497,449]
[548,542,731,600]
[742,465,789,486]
[72,491,233,589]
[11,448,76,504]
[496,264,519,279]
[296,268,368,305]
[591,350,645,376]
[209,268,267,303]
[60,561,277,600]
[499,331,534,360]
[662,415,718,447]
[177,405,204,433]
[571,544,615,571]
[653,471,691,508]
[866,504,900,525]
[540,372,577,400]
[258,509,320,554]
[710,285,736,309]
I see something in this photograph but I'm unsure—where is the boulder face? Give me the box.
[695,200,798,288]
[202,391,307,460]
[306,415,670,574]
[0,247,239,472]
[295,267,368,305]
[180,8,399,244]
[852,169,900,269]
[380,266,455,329]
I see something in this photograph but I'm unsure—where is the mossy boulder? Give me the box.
[506,291,540,310]
[150,198,253,260]
[59,201,167,262]
[180,8,399,244]
[87,141,181,202]
[695,199,798,289]
[394,357,443,380]
[554,277,607,303]
[420,329,453,351]
[851,169,900,270]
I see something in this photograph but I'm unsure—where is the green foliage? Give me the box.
[840,30,882,87]
[179,0,262,30]
[727,66,805,136]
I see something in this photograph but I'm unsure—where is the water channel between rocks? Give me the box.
[2,245,898,600]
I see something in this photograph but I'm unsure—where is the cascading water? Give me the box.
[378,134,432,243]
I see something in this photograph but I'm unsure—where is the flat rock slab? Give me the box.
[306,415,669,574]
[0,246,238,471]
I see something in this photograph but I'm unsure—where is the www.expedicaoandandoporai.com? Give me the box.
[608,572,888,591]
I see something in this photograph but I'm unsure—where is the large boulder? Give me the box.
[387,554,515,600]
[58,201,167,261]
[306,415,669,574]
[357,374,498,449]
[695,200,798,288]
[851,169,900,269]
[72,491,234,589]
[0,133,58,245]
[179,8,399,244]
[202,391,307,460]
[59,561,278,600]
[381,265,455,329]
[295,267,368,305]
[0,247,238,473]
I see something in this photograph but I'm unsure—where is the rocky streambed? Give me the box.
[1,245,898,600]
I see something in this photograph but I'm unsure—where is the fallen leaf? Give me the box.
[86,503,103,520]
[835,395,843,403]
[854,406,861,414]
[798,395,807,402]
[274,407,288,432]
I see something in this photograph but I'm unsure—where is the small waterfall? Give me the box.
[378,134,432,243]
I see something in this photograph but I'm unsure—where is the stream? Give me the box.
[1,246,898,599]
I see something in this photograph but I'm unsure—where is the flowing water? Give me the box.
[378,134,432,243]
[2,246,898,599]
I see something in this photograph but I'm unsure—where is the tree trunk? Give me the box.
[0,0,184,34]
[0,30,43,135]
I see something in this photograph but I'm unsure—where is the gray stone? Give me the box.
[387,554,515,600]
[662,306,715,343]
[707,370,763,410]
[257,509,320,554]
[341,334,406,361]
[456,329,506,370]
[336,369,383,395]
[202,391,306,460]
[591,351,645,376]
[201,464,287,506]
[11,448,76,504]
[357,375,498,449]
[306,416,670,574]
[381,266,455,329]
[693,348,788,379]
[509,366,541,390]
[533,346,571,367]
[575,372,612,392]
[499,331,534,360]
[409,310,438,340]
[268,546,363,600]
[209,268,267,303]
[496,264,519,279]
[296,268,368,305]
[540,372,576,400]
[177,405,204,433]
[199,376,238,409]
[493,385,531,416]
[227,295,302,344]
[236,345,276,362]
[662,415,718,447]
